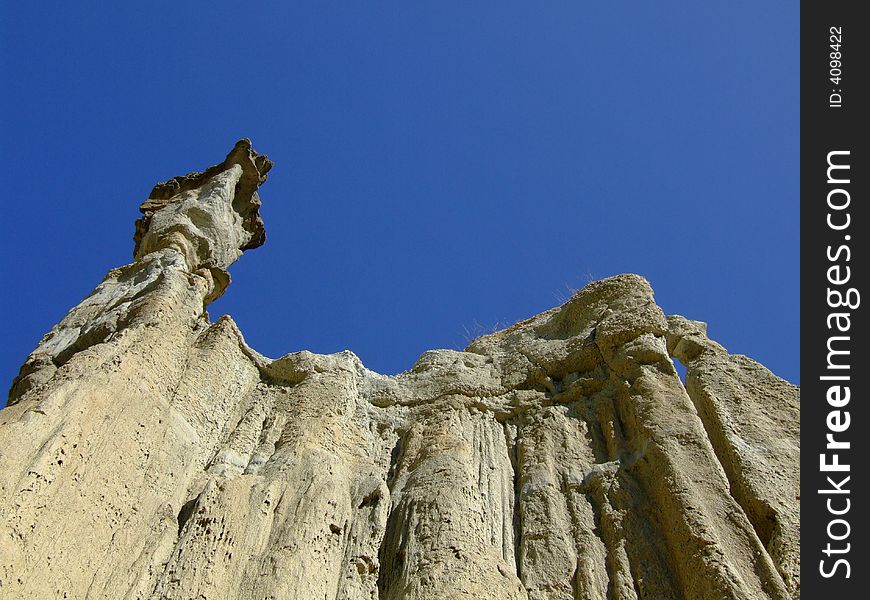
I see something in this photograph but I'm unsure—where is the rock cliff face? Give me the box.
[0,141,799,600]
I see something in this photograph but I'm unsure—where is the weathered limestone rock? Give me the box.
[0,141,799,599]
[666,316,801,596]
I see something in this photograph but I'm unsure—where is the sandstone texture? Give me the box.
[0,141,799,599]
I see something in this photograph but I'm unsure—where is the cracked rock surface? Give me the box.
[0,142,799,599]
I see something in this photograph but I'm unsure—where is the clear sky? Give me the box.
[0,2,799,397]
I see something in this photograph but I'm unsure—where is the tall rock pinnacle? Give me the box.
[0,142,799,599]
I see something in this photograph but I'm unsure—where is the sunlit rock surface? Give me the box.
[0,142,799,599]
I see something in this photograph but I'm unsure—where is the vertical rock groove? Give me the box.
[666,316,800,597]
[0,141,798,600]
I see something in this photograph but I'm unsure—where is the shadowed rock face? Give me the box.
[0,142,799,600]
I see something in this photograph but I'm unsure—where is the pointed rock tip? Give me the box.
[133,139,274,256]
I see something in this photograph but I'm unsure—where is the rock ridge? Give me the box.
[0,141,799,600]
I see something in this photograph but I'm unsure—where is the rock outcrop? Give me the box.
[0,141,799,600]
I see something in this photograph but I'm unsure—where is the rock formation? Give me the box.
[0,141,799,599]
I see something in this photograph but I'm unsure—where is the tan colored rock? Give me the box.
[666,316,801,597]
[0,141,798,599]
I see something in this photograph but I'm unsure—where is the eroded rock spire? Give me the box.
[8,140,272,403]
[134,138,273,261]
[0,142,799,600]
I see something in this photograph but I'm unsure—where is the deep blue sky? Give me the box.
[0,2,798,394]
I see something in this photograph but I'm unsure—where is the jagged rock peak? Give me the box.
[133,139,273,260]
